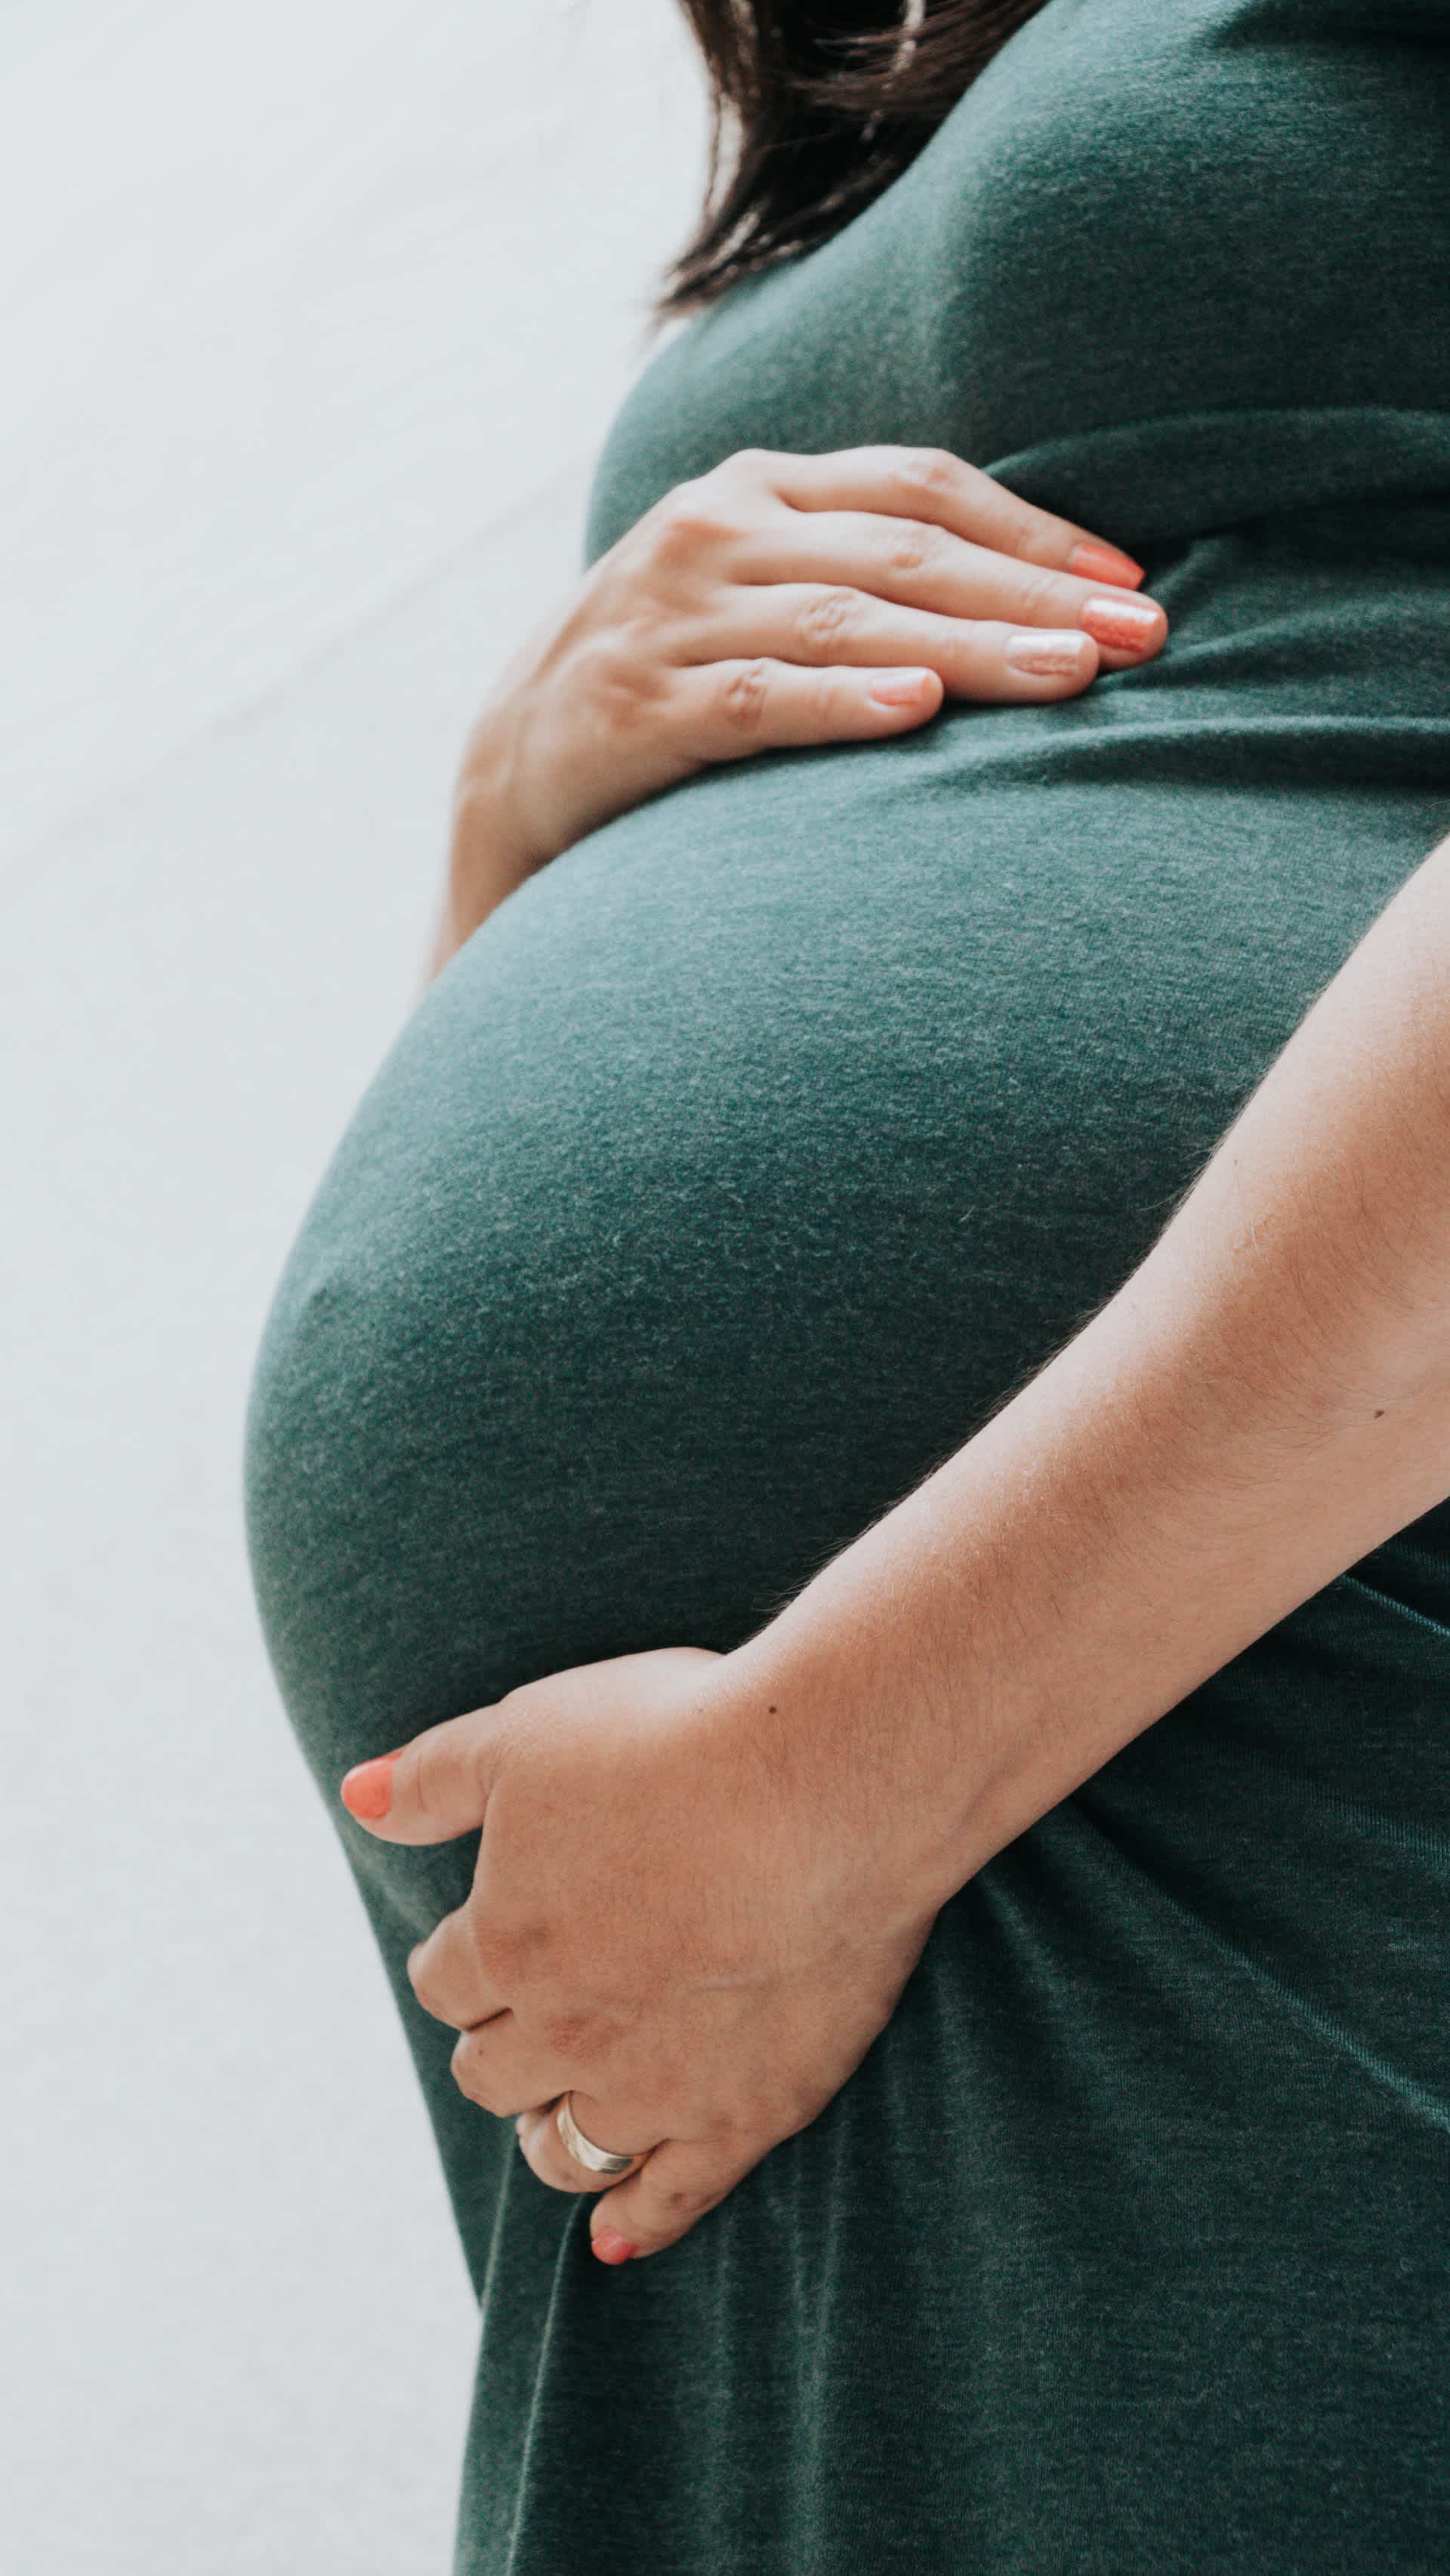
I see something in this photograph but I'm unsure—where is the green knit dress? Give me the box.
[245,4,1450,2566]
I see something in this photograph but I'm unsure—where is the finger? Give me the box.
[514,2096,656,2195]
[406,1906,511,2029]
[668,654,946,755]
[339,1703,503,1844]
[443,2019,587,2120]
[734,511,1167,668]
[696,584,1101,704]
[672,633,1088,758]
[751,443,1145,588]
[586,2135,766,2263]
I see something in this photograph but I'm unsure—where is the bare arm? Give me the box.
[729,823,1450,1909]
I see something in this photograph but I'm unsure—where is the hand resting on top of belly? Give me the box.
[433,438,1165,975]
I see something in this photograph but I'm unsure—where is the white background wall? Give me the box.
[0,7,705,2566]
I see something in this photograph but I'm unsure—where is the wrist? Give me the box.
[433,711,544,972]
[703,1555,983,1929]
[451,704,542,887]
[699,1315,1187,1921]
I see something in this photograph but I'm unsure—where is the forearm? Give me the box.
[723,828,1450,1911]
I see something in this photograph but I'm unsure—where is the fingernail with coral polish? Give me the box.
[592,2229,638,2265]
[1079,595,1162,653]
[1005,629,1094,678]
[341,1752,402,1820]
[1069,540,1144,589]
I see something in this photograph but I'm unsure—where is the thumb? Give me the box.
[339,1706,498,1843]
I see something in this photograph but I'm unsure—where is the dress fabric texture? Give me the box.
[245,2,1450,2568]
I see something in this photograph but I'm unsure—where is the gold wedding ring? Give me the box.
[554,2091,640,2177]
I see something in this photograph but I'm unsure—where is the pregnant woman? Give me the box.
[245,2,1450,2567]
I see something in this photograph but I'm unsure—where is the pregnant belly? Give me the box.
[245,697,1450,2122]
[245,519,1450,1764]
[244,616,1448,1716]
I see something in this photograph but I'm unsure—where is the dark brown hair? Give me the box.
[657,2,1050,322]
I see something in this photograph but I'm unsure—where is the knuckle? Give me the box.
[1013,567,1069,622]
[407,1955,458,2024]
[489,1912,551,1980]
[810,667,851,729]
[649,478,737,559]
[796,587,859,653]
[446,1904,546,1993]
[449,2033,509,2115]
[997,500,1047,556]
[699,2102,748,2146]
[718,658,772,735]
[585,639,668,741]
[656,2178,725,2220]
[894,445,958,507]
[884,527,936,580]
[410,1738,452,1831]
[718,445,773,480]
[538,2007,595,2058]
